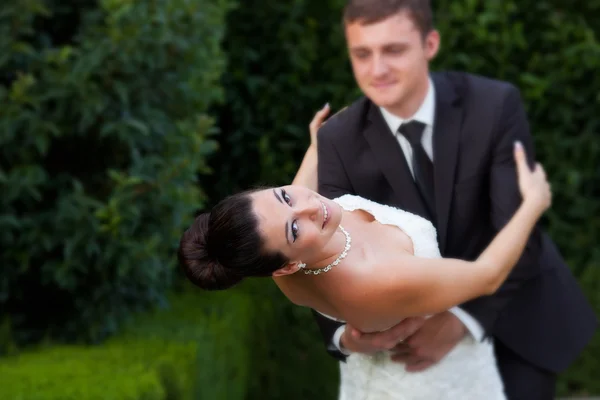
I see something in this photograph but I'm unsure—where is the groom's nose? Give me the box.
[371,54,389,77]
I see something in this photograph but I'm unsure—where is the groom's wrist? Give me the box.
[334,325,352,356]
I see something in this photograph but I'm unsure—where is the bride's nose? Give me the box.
[295,200,319,221]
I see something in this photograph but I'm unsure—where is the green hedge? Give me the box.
[0,282,259,400]
[0,341,195,400]
[0,0,232,345]
[212,0,600,397]
[122,285,257,400]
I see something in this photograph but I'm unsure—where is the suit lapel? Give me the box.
[432,74,463,253]
[363,103,430,219]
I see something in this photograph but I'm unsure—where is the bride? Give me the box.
[178,107,551,399]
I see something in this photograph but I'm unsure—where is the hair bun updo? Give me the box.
[178,212,243,290]
[178,191,290,291]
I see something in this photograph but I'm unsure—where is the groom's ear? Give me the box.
[272,261,303,277]
[424,29,440,60]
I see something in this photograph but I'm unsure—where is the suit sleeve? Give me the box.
[460,85,545,336]
[311,122,355,361]
[317,122,354,199]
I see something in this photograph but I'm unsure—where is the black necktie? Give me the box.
[398,121,436,222]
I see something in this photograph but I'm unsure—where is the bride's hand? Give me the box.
[514,141,551,213]
[308,103,331,149]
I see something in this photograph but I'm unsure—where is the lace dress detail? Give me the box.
[333,195,506,400]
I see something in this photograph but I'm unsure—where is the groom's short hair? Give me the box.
[343,0,433,37]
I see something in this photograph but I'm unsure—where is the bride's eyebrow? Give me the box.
[273,189,290,244]
[273,189,283,204]
[285,221,290,245]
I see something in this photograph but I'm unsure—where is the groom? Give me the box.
[313,0,597,398]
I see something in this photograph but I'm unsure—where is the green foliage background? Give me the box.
[0,0,230,344]
[0,0,598,398]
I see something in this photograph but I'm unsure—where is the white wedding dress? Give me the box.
[331,194,507,400]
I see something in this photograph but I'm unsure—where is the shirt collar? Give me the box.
[379,77,435,133]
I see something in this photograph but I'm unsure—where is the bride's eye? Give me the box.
[291,220,299,242]
[282,189,292,205]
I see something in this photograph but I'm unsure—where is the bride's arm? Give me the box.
[350,198,541,331]
[291,146,319,190]
[291,104,330,191]
[342,143,552,332]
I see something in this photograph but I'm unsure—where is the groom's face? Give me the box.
[345,11,439,117]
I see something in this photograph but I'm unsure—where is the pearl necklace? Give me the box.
[299,226,352,275]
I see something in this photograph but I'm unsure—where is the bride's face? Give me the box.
[251,186,343,267]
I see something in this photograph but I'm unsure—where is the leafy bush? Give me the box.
[0,0,231,344]
[212,0,599,397]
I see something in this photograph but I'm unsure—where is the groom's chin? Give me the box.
[366,87,401,107]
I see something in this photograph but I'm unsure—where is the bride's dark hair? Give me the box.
[178,190,289,290]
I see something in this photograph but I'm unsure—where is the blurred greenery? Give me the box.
[0,342,194,400]
[0,0,232,344]
[0,280,337,399]
[0,282,257,399]
[205,0,356,199]
[0,0,598,398]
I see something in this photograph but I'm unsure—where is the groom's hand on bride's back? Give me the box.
[340,317,426,354]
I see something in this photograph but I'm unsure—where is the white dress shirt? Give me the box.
[332,78,484,355]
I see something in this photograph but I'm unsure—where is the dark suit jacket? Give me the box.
[314,71,597,373]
